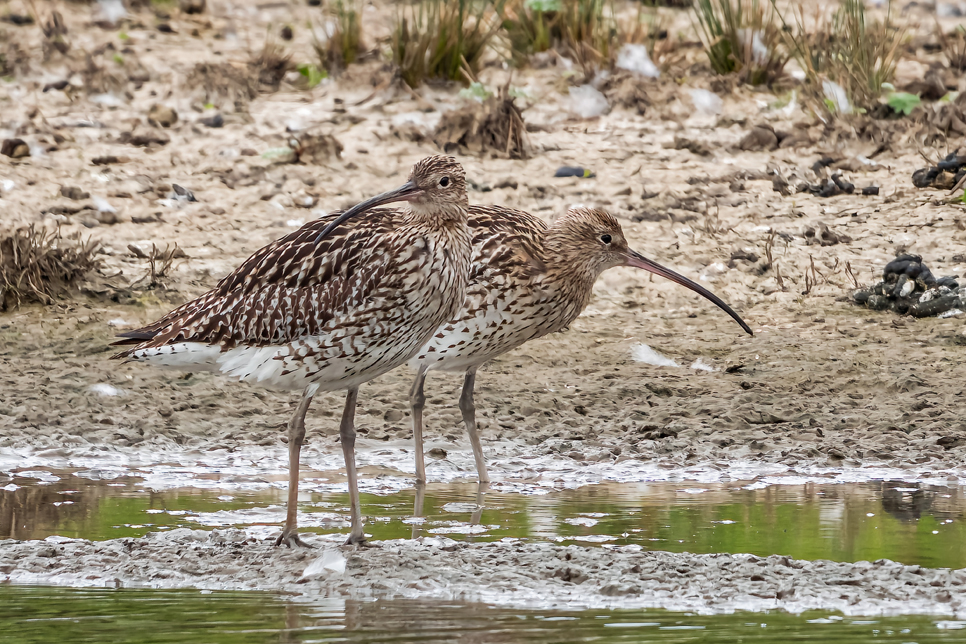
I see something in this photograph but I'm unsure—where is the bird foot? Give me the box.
[343,532,370,546]
[274,528,314,548]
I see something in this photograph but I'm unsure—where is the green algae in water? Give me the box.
[4,472,966,569]
[0,586,962,644]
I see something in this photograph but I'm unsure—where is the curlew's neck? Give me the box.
[404,201,469,229]
[536,229,619,328]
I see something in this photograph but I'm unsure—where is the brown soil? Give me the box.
[2,0,966,479]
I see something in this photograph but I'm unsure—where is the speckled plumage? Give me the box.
[411,206,612,374]
[407,206,751,484]
[113,156,473,545]
[113,207,470,391]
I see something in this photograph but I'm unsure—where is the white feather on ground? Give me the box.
[630,343,680,368]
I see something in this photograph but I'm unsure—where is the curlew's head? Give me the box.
[314,155,467,243]
[549,207,753,336]
[407,155,468,214]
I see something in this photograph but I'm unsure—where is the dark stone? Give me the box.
[1,138,29,158]
[912,167,939,188]
[200,114,224,128]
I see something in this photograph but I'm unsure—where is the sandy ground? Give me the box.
[4,0,966,615]
[3,529,966,617]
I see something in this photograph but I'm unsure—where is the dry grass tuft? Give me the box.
[130,243,185,289]
[392,0,501,88]
[938,25,966,73]
[249,38,294,91]
[433,84,530,159]
[776,0,904,113]
[692,0,787,86]
[313,0,365,74]
[0,226,100,311]
[500,0,616,73]
[187,62,259,110]
[39,9,70,58]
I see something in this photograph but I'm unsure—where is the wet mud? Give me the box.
[3,0,966,619]
[3,530,966,617]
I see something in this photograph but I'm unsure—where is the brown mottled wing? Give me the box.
[113,209,404,354]
[466,204,548,283]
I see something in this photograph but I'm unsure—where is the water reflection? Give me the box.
[2,469,965,568]
[0,586,962,644]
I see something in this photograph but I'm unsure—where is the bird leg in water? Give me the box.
[460,367,490,484]
[276,386,317,548]
[340,386,366,544]
[409,366,428,484]
[470,481,488,526]
[411,482,426,540]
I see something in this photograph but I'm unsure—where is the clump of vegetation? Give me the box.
[131,243,184,290]
[249,38,293,91]
[186,61,259,111]
[692,0,787,86]
[0,226,100,311]
[776,0,904,113]
[40,9,70,58]
[312,0,365,74]
[500,0,676,74]
[501,0,622,72]
[434,82,530,159]
[500,0,561,64]
[558,0,614,71]
[392,0,500,88]
[938,25,966,73]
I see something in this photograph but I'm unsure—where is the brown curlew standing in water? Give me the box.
[407,206,752,484]
[112,156,472,546]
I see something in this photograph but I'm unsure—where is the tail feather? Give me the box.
[110,328,160,348]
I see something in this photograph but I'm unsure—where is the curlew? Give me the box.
[407,206,752,484]
[112,156,472,546]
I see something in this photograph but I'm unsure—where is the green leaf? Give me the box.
[823,98,837,113]
[458,81,492,102]
[887,92,920,116]
[524,0,561,12]
[296,63,326,88]
[112,53,125,65]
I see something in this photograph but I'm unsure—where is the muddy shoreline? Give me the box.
[4,0,966,622]
[1,531,964,617]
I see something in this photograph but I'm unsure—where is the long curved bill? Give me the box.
[314,181,423,244]
[626,250,753,336]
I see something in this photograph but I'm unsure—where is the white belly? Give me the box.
[128,332,429,392]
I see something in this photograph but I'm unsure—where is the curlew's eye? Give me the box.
[439,176,450,187]
[600,234,612,244]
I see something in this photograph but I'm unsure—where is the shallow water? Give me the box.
[2,468,964,568]
[2,586,965,644]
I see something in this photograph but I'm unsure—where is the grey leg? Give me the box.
[409,366,428,484]
[275,386,316,548]
[411,483,426,540]
[340,386,365,544]
[460,366,490,484]
[470,481,488,526]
